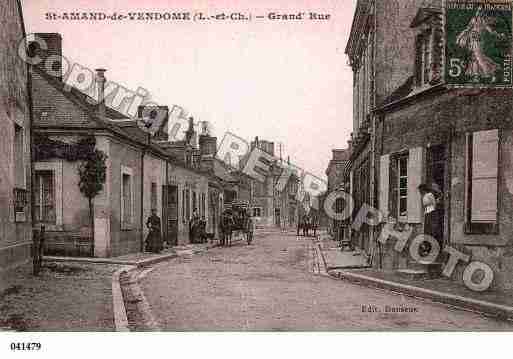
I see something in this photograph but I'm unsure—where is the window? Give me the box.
[201,193,206,218]
[121,167,134,227]
[380,148,423,223]
[182,189,186,222]
[150,182,157,211]
[185,189,190,220]
[398,156,408,219]
[14,124,25,189]
[35,171,56,224]
[466,130,499,234]
[253,207,262,217]
[335,197,344,214]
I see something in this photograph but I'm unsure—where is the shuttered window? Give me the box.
[35,171,55,224]
[407,147,423,223]
[382,147,423,223]
[150,182,157,211]
[122,173,132,225]
[379,155,390,218]
[466,130,499,233]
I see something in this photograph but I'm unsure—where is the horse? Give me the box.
[302,217,311,237]
[219,212,234,247]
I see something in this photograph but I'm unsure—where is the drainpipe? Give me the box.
[165,158,169,245]
[140,133,149,252]
[93,68,107,256]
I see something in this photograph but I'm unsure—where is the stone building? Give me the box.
[29,33,221,255]
[325,149,351,240]
[246,137,299,228]
[0,0,33,272]
[347,0,513,289]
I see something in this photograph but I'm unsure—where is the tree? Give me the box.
[77,138,107,256]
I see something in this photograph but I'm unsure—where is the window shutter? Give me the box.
[379,155,390,217]
[415,35,423,86]
[471,129,499,222]
[407,147,423,223]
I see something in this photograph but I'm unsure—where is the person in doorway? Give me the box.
[145,209,163,253]
[247,213,254,244]
[198,216,207,243]
[418,183,443,257]
[189,208,200,243]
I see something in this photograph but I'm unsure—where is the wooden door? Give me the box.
[164,185,178,245]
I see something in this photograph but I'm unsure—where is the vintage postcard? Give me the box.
[1,0,513,357]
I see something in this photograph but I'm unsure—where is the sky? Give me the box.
[21,0,357,180]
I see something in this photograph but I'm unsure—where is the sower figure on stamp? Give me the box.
[145,208,163,253]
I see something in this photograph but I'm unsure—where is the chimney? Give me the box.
[30,33,63,80]
[95,69,107,118]
[199,134,217,157]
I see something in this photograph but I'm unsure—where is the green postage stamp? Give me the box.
[446,1,513,87]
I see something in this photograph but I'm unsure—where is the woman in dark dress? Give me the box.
[145,209,163,253]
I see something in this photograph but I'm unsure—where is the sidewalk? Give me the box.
[1,242,214,331]
[316,231,369,269]
[316,236,513,321]
[0,261,119,331]
[43,242,215,267]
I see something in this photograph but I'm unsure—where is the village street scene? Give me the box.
[2,0,513,336]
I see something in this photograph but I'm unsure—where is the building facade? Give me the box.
[325,149,351,240]
[347,0,513,290]
[246,137,299,228]
[29,33,221,256]
[0,0,33,273]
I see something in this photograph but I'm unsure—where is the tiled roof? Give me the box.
[33,66,168,157]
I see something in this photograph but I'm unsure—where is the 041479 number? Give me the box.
[10,342,41,351]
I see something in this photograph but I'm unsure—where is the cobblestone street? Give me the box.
[141,231,513,331]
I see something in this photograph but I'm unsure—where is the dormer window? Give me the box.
[415,30,433,86]
[411,8,443,88]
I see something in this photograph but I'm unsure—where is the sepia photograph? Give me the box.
[1,0,513,357]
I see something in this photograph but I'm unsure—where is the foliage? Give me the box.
[78,148,107,200]
[34,134,107,200]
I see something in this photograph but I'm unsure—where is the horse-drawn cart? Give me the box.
[220,201,253,246]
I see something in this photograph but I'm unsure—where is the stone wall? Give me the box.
[0,0,32,270]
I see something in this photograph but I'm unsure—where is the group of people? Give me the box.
[297,214,318,238]
[189,209,207,244]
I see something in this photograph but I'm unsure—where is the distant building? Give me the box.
[246,137,299,228]
[324,149,351,239]
[0,0,33,273]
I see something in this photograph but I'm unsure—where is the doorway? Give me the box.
[163,185,178,245]
[274,208,281,227]
[426,144,447,243]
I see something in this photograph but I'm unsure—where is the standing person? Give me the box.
[247,213,254,244]
[303,215,310,237]
[418,183,443,256]
[145,209,163,253]
[189,208,200,243]
[297,215,302,238]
